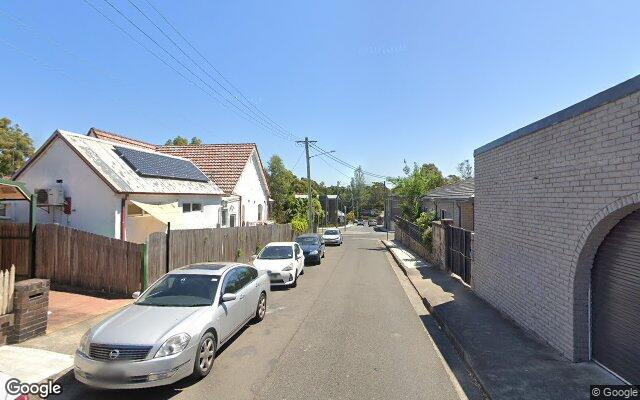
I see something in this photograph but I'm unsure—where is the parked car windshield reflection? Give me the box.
[258,246,293,259]
[324,230,339,235]
[296,236,319,244]
[136,274,218,307]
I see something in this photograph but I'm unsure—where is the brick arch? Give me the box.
[570,191,640,361]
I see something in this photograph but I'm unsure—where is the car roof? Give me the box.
[172,262,246,275]
[265,242,295,246]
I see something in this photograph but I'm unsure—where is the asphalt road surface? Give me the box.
[53,225,477,400]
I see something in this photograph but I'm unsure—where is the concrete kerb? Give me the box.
[381,239,491,399]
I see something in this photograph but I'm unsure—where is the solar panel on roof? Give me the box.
[114,146,209,182]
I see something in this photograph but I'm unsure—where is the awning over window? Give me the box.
[0,179,31,201]
[129,200,182,226]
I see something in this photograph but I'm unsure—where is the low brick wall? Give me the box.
[7,279,49,344]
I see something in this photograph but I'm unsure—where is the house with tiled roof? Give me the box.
[421,178,474,230]
[87,128,271,227]
[11,130,225,243]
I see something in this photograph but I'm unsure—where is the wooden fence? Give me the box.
[0,222,293,297]
[0,265,15,315]
[0,223,30,277]
[147,224,294,284]
[35,224,144,296]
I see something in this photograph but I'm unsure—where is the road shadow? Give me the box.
[51,322,257,400]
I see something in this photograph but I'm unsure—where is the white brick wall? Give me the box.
[474,89,640,360]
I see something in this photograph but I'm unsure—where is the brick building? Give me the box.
[474,75,640,383]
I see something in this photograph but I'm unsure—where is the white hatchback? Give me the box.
[253,242,304,287]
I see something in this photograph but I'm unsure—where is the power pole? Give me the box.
[296,137,317,232]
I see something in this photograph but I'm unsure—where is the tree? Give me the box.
[164,136,202,146]
[267,155,295,223]
[350,166,368,217]
[389,161,446,222]
[0,118,35,177]
[457,159,473,180]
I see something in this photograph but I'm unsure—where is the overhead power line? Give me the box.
[141,0,298,141]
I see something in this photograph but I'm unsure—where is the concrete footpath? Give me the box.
[383,240,621,400]
[0,293,129,385]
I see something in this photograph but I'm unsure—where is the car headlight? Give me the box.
[155,333,191,358]
[78,330,91,356]
[309,250,318,255]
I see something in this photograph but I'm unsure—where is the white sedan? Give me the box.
[74,262,270,389]
[253,242,304,287]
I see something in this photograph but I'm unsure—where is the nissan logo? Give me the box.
[108,349,120,360]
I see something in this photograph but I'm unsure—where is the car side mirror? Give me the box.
[132,291,140,299]
[221,293,237,302]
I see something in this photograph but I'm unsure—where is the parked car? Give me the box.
[357,220,365,226]
[322,228,343,246]
[295,234,325,265]
[252,242,304,287]
[74,262,269,389]
[368,219,377,226]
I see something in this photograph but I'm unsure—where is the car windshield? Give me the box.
[296,236,319,245]
[325,230,339,235]
[259,245,293,259]
[136,274,218,307]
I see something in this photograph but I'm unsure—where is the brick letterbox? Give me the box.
[8,279,49,344]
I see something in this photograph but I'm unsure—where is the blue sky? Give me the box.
[1,1,640,185]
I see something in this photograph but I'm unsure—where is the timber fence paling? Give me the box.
[0,265,15,315]
[0,223,30,277]
[34,224,144,296]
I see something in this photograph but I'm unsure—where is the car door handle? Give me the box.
[239,294,245,300]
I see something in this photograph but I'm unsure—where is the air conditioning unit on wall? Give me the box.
[35,187,65,206]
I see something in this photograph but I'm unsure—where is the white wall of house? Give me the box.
[234,153,269,225]
[126,194,222,243]
[12,137,122,238]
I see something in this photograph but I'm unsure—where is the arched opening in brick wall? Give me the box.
[571,192,640,361]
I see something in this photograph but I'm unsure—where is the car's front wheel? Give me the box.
[192,332,216,380]
[253,292,267,323]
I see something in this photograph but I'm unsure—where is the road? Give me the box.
[53,226,477,400]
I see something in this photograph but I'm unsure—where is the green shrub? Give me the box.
[291,216,308,233]
[415,211,436,248]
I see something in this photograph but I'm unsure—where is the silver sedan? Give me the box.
[74,262,270,389]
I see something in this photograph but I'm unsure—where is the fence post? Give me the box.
[141,243,148,290]
[165,222,171,273]
[29,194,37,278]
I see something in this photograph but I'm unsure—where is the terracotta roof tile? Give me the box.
[156,143,257,194]
[87,128,266,195]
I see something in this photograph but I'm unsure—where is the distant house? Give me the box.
[11,130,224,243]
[88,128,271,227]
[422,179,474,231]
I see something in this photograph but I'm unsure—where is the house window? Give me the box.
[258,204,263,221]
[182,203,202,213]
[221,209,228,226]
[230,214,236,227]
[0,203,10,219]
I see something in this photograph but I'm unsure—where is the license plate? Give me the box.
[95,367,125,380]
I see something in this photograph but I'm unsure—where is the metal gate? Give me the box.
[591,209,640,384]
[448,226,472,284]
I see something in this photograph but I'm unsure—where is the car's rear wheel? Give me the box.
[192,333,216,380]
[253,292,267,323]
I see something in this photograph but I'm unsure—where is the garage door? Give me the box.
[592,209,640,384]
